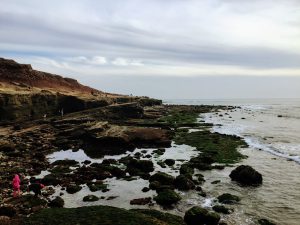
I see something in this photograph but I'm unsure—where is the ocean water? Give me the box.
[165,98,300,224]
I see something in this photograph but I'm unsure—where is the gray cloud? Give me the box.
[0,0,300,98]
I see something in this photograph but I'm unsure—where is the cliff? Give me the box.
[0,58,161,122]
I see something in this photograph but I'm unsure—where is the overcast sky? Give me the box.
[1,0,300,99]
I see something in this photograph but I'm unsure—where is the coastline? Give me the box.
[1,101,278,225]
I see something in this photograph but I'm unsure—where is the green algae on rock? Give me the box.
[154,189,182,206]
[174,130,247,164]
[22,205,185,225]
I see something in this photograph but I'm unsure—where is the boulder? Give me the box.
[88,182,108,192]
[126,159,154,175]
[52,159,79,167]
[174,175,195,191]
[184,206,220,225]
[130,197,152,205]
[212,205,231,214]
[83,195,99,202]
[164,159,175,166]
[48,197,64,208]
[229,165,262,186]
[149,172,175,185]
[154,189,181,206]
[179,163,194,175]
[66,184,82,194]
[217,193,240,204]
[258,218,277,225]
[41,174,61,186]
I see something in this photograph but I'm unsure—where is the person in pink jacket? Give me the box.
[12,174,21,197]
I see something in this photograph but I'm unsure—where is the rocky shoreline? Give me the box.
[0,58,272,225]
[0,101,270,225]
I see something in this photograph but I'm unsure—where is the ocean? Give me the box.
[164,98,300,224]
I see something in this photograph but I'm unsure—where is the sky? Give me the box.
[0,0,300,99]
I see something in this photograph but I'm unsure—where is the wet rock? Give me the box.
[88,182,108,192]
[106,196,118,200]
[198,190,207,197]
[48,196,64,208]
[83,160,91,165]
[149,181,161,190]
[142,187,150,192]
[66,184,82,194]
[154,189,181,206]
[211,180,220,184]
[258,218,277,225]
[50,165,72,174]
[212,165,225,170]
[149,172,175,186]
[157,161,166,168]
[164,159,175,166]
[130,197,152,205]
[195,174,205,184]
[217,193,240,204]
[229,165,262,186]
[83,195,99,202]
[0,206,16,217]
[52,159,79,167]
[102,159,117,165]
[41,174,61,186]
[126,159,154,176]
[179,163,194,175]
[212,205,231,214]
[184,206,220,225]
[153,148,166,155]
[174,175,195,191]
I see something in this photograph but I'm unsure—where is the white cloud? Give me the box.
[90,56,107,65]
[111,57,143,66]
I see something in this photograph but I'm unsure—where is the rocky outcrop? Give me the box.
[229,165,263,186]
[184,206,220,225]
[0,92,109,121]
[154,189,181,206]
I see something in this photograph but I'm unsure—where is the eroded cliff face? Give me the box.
[0,57,162,122]
[0,92,110,121]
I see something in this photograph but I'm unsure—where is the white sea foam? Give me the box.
[202,104,300,164]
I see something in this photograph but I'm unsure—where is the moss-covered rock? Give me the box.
[217,193,240,204]
[180,163,194,175]
[83,195,99,202]
[88,182,108,192]
[154,189,181,206]
[48,197,64,208]
[212,205,231,214]
[175,130,247,164]
[149,172,175,185]
[184,206,220,225]
[22,205,185,225]
[174,175,195,191]
[66,184,82,194]
[229,165,263,186]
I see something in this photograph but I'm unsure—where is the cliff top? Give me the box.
[0,57,120,98]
